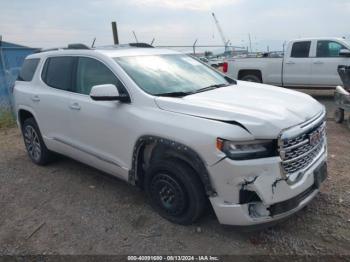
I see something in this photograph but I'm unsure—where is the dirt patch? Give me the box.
[0,110,16,129]
[0,122,349,255]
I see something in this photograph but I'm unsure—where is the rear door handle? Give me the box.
[313,61,324,65]
[69,102,81,110]
[31,95,40,102]
[285,61,295,65]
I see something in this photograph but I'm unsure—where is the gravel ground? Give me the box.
[0,91,349,256]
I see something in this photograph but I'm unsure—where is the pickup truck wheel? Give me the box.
[145,159,206,225]
[22,118,52,165]
[241,74,262,83]
[334,108,344,123]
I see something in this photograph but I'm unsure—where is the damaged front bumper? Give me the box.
[208,145,327,226]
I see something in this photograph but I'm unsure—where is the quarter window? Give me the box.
[317,41,347,57]
[291,41,311,58]
[42,57,76,91]
[76,57,125,95]
[18,58,40,82]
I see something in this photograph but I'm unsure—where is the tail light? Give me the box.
[222,62,228,73]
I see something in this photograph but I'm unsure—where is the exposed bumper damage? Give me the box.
[207,146,327,226]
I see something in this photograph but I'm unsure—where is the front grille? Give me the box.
[279,121,326,175]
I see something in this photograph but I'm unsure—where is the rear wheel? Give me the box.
[334,108,345,123]
[22,118,53,165]
[241,74,262,83]
[145,159,206,225]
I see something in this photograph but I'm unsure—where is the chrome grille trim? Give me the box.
[284,139,309,152]
[278,111,326,177]
[282,141,324,164]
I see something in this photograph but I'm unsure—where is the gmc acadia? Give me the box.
[13,44,328,227]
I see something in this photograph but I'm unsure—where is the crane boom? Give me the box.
[211,12,229,50]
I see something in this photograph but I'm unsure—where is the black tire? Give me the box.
[241,74,262,83]
[144,159,206,225]
[347,116,350,130]
[334,108,345,123]
[22,118,53,165]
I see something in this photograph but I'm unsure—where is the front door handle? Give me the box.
[313,61,324,65]
[69,102,81,111]
[285,61,295,65]
[31,95,40,102]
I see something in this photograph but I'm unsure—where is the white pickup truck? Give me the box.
[226,37,350,88]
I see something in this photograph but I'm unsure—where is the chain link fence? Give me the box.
[0,42,37,127]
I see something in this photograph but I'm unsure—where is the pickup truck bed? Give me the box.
[226,37,350,89]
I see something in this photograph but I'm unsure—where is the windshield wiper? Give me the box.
[155,91,192,97]
[192,83,230,94]
[155,83,230,97]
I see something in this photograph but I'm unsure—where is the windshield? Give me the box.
[114,54,234,96]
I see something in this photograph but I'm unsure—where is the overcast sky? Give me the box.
[1,0,350,52]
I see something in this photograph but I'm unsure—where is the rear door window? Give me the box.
[17,58,40,81]
[291,41,311,58]
[42,56,76,91]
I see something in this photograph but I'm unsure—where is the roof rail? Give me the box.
[34,48,61,53]
[97,43,154,49]
[128,42,154,48]
[67,43,90,49]
[34,42,152,53]
[34,43,91,53]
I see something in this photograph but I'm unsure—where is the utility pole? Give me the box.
[248,33,252,53]
[111,21,119,45]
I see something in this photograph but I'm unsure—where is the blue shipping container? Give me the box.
[0,41,38,114]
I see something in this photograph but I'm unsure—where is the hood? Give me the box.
[155,81,324,138]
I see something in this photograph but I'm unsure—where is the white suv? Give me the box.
[13,43,328,227]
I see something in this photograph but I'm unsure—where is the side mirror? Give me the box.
[339,49,350,57]
[90,84,130,102]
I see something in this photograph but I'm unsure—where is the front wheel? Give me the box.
[145,159,206,225]
[22,118,53,165]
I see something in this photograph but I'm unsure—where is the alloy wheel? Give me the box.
[24,125,42,162]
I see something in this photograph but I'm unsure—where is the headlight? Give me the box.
[216,138,277,160]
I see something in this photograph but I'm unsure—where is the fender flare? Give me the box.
[129,135,217,196]
[17,106,40,129]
